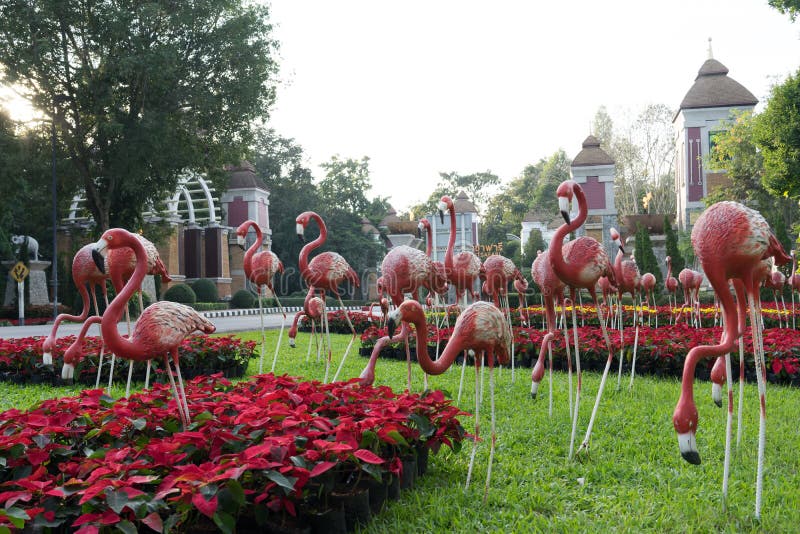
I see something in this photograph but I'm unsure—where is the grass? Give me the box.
[2,329,800,532]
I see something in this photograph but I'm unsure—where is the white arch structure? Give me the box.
[64,172,221,226]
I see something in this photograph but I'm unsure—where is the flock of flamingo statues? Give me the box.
[36,181,798,519]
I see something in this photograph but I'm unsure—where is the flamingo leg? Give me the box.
[172,352,191,428]
[258,285,266,374]
[137,291,152,389]
[322,300,332,383]
[792,289,796,330]
[747,291,767,520]
[737,334,745,451]
[465,355,481,491]
[331,295,356,383]
[502,293,515,383]
[629,306,640,389]
[306,319,315,363]
[617,297,625,390]
[271,292,287,373]
[722,348,733,510]
[483,358,496,504]
[164,354,188,429]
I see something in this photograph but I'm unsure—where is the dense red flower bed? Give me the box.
[0,335,256,384]
[0,374,466,532]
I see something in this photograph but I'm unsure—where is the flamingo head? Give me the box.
[418,218,430,232]
[609,227,624,254]
[92,228,136,273]
[61,340,84,381]
[41,337,54,366]
[288,324,297,347]
[673,396,701,465]
[380,297,389,316]
[556,180,576,224]
[386,300,423,338]
[437,196,453,224]
[295,211,315,242]
[235,221,253,249]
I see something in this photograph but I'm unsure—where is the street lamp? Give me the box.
[50,94,67,320]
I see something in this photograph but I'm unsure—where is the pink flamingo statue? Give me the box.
[597,275,617,329]
[106,233,172,395]
[673,201,790,519]
[62,228,216,428]
[531,249,572,422]
[296,211,360,383]
[481,254,527,381]
[665,256,679,324]
[288,287,325,363]
[386,299,510,502]
[676,268,702,327]
[41,244,110,368]
[549,180,616,458]
[609,229,641,391]
[765,264,787,328]
[236,220,286,373]
[790,251,800,329]
[437,195,483,403]
[639,272,657,327]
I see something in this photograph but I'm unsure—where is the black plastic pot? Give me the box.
[399,455,416,490]
[330,486,371,531]
[306,504,347,534]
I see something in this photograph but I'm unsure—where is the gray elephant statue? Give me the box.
[11,235,39,261]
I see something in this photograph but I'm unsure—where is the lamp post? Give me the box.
[50,96,67,319]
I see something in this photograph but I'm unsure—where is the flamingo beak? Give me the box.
[417,226,422,239]
[61,363,75,381]
[236,235,246,250]
[92,238,108,274]
[438,210,444,224]
[711,382,722,408]
[42,351,53,366]
[296,223,306,243]
[558,196,571,224]
[677,432,701,465]
[619,245,626,255]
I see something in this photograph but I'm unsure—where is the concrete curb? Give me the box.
[201,306,365,319]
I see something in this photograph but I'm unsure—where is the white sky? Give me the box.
[2,1,799,214]
[266,0,800,213]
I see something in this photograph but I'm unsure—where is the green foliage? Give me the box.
[318,155,375,217]
[663,215,685,275]
[754,69,800,200]
[0,0,279,231]
[231,289,256,309]
[769,0,800,20]
[523,229,546,265]
[411,170,501,218]
[163,283,197,305]
[634,224,662,287]
[191,278,219,303]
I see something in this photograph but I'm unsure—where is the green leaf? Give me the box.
[409,413,436,438]
[212,511,236,534]
[386,430,409,447]
[106,488,134,514]
[226,479,245,507]
[130,417,147,431]
[265,470,297,493]
[2,507,29,529]
[193,411,213,422]
[116,520,137,534]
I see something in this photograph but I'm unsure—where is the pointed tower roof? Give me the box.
[679,57,758,111]
[226,161,268,190]
[379,206,401,228]
[453,191,478,213]
[572,135,614,167]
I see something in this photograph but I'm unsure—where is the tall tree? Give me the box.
[409,170,499,219]
[769,0,800,20]
[318,156,373,217]
[0,0,279,232]
[754,70,800,201]
[634,223,662,287]
[663,215,685,276]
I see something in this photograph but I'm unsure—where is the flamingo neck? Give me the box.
[424,222,433,257]
[47,284,91,348]
[666,259,672,281]
[101,234,148,359]
[299,213,327,277]
[65,315,103,365]
[243,221,263,281]
[549,185,586,278]
[444,200,456,273]
[407,305,464,375]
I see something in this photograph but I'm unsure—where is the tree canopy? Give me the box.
[0,0,279,232]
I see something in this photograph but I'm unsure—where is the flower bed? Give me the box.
[0,335,256,385]
[296,309,376,335]
[360,319,800,385]
[0,374,467,532]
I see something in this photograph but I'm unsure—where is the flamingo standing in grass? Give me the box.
[296,211,360,383]
[481,254,527,381]
[549,180,617,458]
[765,265,787,328]
[530,249,572,422]
[288,287,325,363]
[673,201,790,519]
[438,195,483,402]
[609,229,641,391]
[677,268,702,326]
[236,220,286,373]
[790,251,800,329]
[384,299,510,502]
[665,256,679,323]
[41,244,110,367]
[418,217,450,365]
[62,228,216,428]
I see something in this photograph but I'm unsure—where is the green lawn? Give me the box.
[2,329,799,532]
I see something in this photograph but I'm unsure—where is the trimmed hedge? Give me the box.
[191,278,219,302]
[231,289,256,309]
[163,283,197,304]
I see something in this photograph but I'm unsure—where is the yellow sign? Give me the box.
[10,262,29,283]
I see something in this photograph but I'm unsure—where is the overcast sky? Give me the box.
[266,0,800,213]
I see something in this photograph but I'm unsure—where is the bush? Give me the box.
[163,283,197,304]
[230,289,256,309]
[191,278,219,302]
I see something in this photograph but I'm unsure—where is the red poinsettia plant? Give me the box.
[0,373,467,532]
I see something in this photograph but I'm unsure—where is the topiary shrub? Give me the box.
[163,283,197,305]
[190,278,219,302]
[230,289,256,309]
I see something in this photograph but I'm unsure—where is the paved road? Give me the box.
[0,311,290,339]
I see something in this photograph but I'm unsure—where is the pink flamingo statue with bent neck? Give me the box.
[676,267,703,326]
[481,254,528,382]
[288,287,325,362]
[41,244,110,366]
[236,220,286,374]
[548,180,616,458]
[62,228,216,428]
[609,230,642,390]
[296,211,360,383]
[672,200,790,520]
[386,299,510,502]
[639,272,657,327]
[437,195,483,402]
